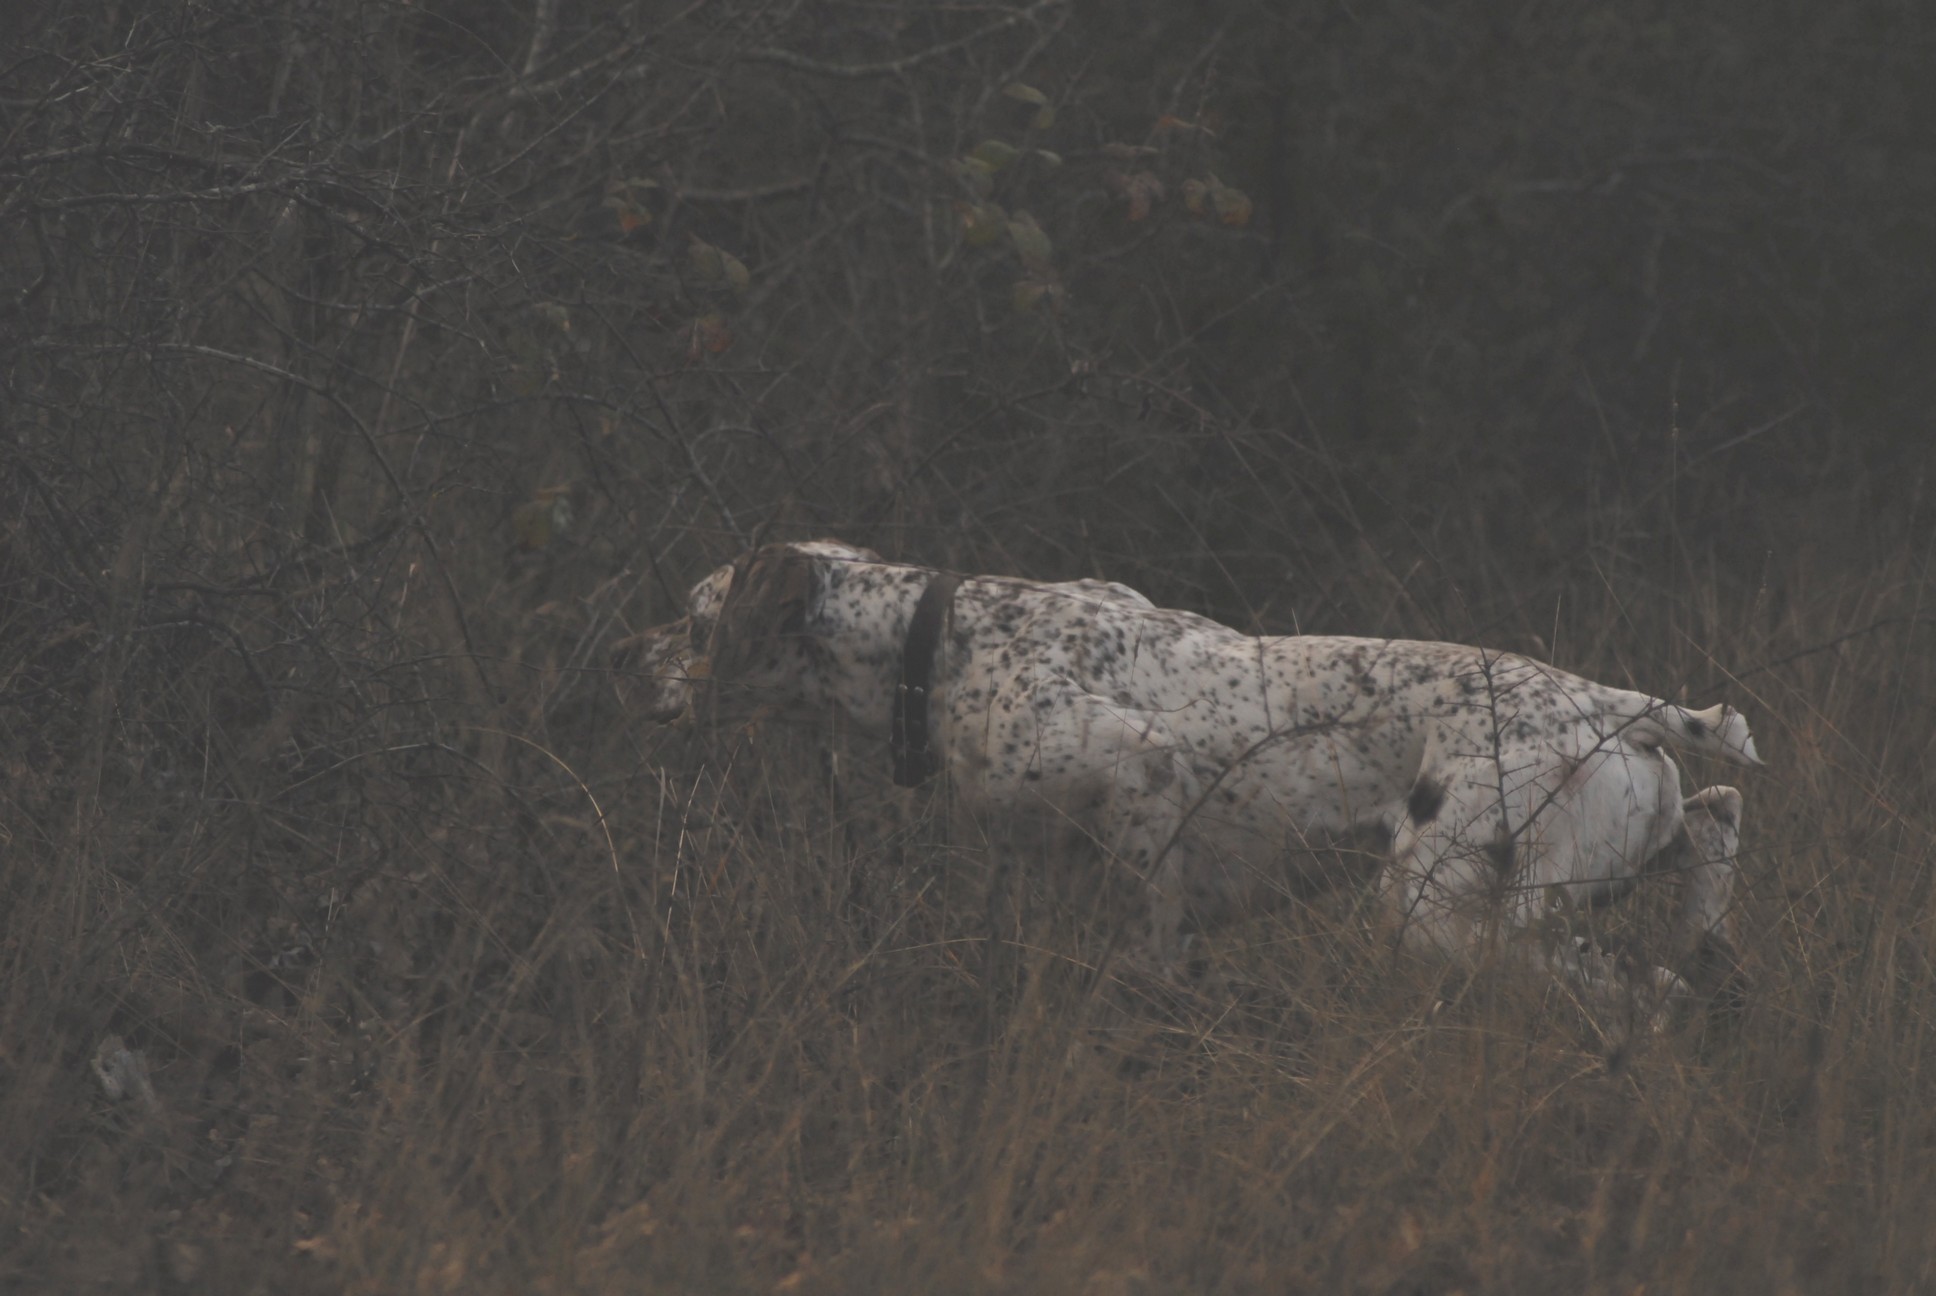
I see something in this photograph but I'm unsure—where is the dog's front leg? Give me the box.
[1079,728,1200,971]
[989,680,1201,973]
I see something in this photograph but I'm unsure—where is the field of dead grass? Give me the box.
[7,0,1932,1288]
[3,506,1933,1295]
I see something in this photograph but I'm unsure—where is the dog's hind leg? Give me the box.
[1381,742,1696,1039]
[1544,784,1747,1040]
[1662,785,1745,994]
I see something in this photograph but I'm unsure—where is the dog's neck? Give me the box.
[808,558,940,736]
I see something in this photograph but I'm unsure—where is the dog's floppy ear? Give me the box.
[705,545,816,681]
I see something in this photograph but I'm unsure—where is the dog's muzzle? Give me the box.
[614,622,703,723]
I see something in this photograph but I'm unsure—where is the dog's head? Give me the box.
[614,539,881,723]
[610,616,700,723]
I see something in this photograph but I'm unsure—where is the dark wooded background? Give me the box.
[4,2,1932,1290]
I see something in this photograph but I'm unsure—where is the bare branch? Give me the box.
[740,0,1067,80]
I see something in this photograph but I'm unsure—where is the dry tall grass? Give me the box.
[4,508,1931,1294]
[5,1,1931,1288]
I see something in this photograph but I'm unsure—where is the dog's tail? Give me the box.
[1607,697,1763,768]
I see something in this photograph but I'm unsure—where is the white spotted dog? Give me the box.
[621,540,1759,1020]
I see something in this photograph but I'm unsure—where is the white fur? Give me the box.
[625,541,1756,1022]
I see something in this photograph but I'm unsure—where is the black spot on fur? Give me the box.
[1407,776,1446,825]
[1683,713,1708,740]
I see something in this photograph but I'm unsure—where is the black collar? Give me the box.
[890,573,960,787]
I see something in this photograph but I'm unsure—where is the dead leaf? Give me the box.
[956,199,1008,247]
[969,139,1020,171]
[1154,113,1214,138]
[1208,175,1254,227]
[602,177,656,233]
[1011,277,1062,316]
[953,156,997,198]
[1002,82,1055,130]
[685,313,734,360]
[1006,211,1053,273]
[688,235,726,283]
[1105,169,1166,222]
